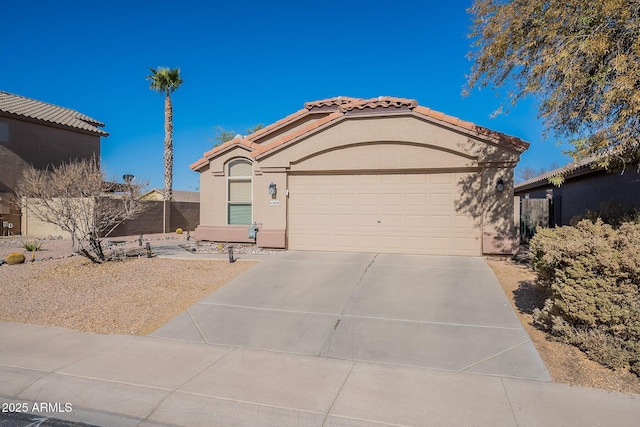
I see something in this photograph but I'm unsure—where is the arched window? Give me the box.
[227,159,252,225]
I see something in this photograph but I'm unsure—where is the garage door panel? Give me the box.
[335,193,356,206]
[380,174,403,184]
[400,236,427,250]
[430,214,453,229]
[288,173,481,256]
[380,193,403,207]
[357,234,378,249]
[430,236,453,250]
[455,237,480,252]
[430,174,453,184]
[357,193,378,206]
[405,174,428,184]
[335,175,357,185]
[405,193,427,206]
[312,234,333,247]
[430,193,453,206]
[290,213,311,226]
[455,215,477,229]
[357,175,379,185]
[313,214,333,226]
[405,215,427,228]
[335,214,356,226]
[380,214,403,226]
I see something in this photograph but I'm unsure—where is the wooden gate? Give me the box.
[520,198,552,243]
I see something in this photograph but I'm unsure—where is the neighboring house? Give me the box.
[191,96,529,256]
[515,159,640,226]
[140,188,200,203]
[0,91,108,235]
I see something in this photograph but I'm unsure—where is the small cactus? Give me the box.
[176,228,183,234]
[6,252,26,265]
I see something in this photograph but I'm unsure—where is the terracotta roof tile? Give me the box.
[245,108,308,140]
[191,136,257,171]
[341,96,418,112]
[304,97,361,110]
[254,111,343,156]
[0,91,108,136]
[191,96,530,170]
[412,105,528,152]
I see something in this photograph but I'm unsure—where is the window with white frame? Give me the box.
[227,159,252,225]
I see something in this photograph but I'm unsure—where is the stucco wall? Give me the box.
[257,115,516,169]
[0,115,101,235]
[109,201,200,236]
[516,169,640,225]
[0,116,100,192]
[195,113,521,253]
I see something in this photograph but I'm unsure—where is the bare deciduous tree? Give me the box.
[15,158,147,263]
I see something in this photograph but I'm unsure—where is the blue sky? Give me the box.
[1,0,572,191]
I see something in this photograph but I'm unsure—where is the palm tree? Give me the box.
[147,67,183,201]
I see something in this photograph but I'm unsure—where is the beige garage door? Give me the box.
[288,173,481,256]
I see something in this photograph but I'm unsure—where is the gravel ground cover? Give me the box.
[0,234,257,335]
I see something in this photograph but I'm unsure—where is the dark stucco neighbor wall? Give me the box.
[0,115,101,235]
[516,169,640,225]
[0,116,100,192]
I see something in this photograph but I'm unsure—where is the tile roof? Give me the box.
[514,156,598,190]
[192,96,529,171]
[0,91,108,136]
[341,96,418,112]
[304,96,362,110]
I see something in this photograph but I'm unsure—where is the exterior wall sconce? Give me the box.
[269,182,277,197]
[496,178,505,192]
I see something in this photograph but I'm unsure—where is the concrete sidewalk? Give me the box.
[0,322,639,426]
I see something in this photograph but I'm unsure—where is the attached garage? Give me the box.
[191,97,528,256]
[288,173,481,256]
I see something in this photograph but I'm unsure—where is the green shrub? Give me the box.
[23,241,42,261]
[6,252,26,265]
[531,219,640,375]
[23,241,42,252]
[175,228,183,234]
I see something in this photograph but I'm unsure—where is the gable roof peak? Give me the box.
[340,97,418,112]
[304,96,361,111]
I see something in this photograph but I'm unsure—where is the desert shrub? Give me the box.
[570,201,640,228]
[175,228,183,234]
[6,252,26,265]
[531,220,640,375]
[23,241,41,252]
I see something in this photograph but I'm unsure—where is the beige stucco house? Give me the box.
[191,97,529,256]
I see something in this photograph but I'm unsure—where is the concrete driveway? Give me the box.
[151,251,550,380]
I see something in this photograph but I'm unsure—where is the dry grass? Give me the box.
[486,257,640,395]
[0,256,256,335]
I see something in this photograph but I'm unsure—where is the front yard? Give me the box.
[0,256,256,335]
[1,244,639,395]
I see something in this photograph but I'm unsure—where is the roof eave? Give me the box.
[191,139,256,171]
[0,110,109,137]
